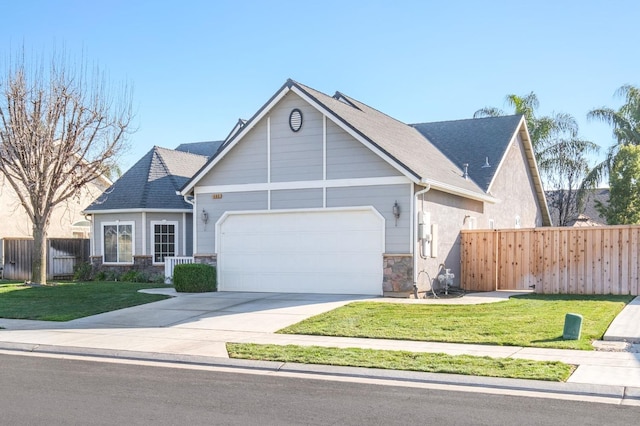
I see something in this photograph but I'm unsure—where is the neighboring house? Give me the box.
[0,175,110,239]
[546,188,608,227]
[84,141,221,275]
[179,79,550,295]
[0,172,110,268]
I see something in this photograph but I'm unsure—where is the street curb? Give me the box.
[1,341,639,401]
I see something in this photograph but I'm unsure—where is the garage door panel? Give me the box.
[218,209,384,295]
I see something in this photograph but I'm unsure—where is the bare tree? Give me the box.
[0,51,133,284]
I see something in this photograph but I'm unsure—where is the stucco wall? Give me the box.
[414,187,483,292]
[483,133,543,228]
[414,134,544,292]
[0,177,105,239]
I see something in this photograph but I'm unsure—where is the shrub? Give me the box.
[120,270,139,282]
[73,262,93,281]
[149,273,167,284]
[104,270,121,282]
[173,263,216,293]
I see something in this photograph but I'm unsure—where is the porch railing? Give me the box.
[164,256,195,284]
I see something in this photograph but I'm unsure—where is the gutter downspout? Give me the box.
[413,183,431,291]
[181,192,196,256]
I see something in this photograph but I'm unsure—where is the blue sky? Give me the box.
[2,0,638,172]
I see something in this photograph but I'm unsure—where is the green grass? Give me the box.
[279,294,633,350]
[0,281,170,321]
[227,343,575,382]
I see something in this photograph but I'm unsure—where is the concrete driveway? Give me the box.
[0,289,523,361]
[51,290,374,333]
[0,290,374,358]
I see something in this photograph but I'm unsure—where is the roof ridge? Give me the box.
[411,114,523,127]
[141,146,164,206]
[154,146,184,193]
[158,145,210,160]
[335,91,413,127]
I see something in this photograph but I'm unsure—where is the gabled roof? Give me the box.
[84,146,208,212]
[294,82,491,201]
[411,115,523,192]
[182,79,493,202]
[175,140,223,158]
[180,79,550,225]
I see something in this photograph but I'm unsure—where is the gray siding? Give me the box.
[270,93,323,182]
[326,120,402,179]
[196,191,268,254]
[90,212,192,260]
[198,121,268,186]
[91,212,143,259]
[327,184,411,253]
[185,213,194,256]
[271,188,323,210]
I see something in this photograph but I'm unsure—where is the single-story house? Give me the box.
[176,79,551,295]
[84,141,222,275]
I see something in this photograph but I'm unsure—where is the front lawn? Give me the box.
[279,294,632,350]
[227,343,574,382]
[0,282,170,321]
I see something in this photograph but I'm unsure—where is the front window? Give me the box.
[153,222,177,263]
[103,222,134,263]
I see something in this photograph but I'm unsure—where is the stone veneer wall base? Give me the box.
[382,254,413,294]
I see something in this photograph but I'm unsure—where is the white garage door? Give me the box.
[217,208,384,295]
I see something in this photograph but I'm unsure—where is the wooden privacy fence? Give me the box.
[1,238,90,281]
[461,226,640,295]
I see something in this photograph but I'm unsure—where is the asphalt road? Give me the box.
[0,353,637,425]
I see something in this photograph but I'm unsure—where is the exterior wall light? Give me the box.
[200,209,209,224]
[393,201,400,226]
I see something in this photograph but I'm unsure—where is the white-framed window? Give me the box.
[151,221,178,264]
[102,221,135,264]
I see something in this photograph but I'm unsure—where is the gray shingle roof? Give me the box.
[410,115,523,192]
[175,140,223,158]
[85,146,208,211]
[291,81,489,198]
[292,82,502,195]
[181,79,548,224]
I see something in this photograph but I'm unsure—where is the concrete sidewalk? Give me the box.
[0,290,639,396]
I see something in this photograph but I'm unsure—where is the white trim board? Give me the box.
[195,176,411,195]
[85,208,192,214]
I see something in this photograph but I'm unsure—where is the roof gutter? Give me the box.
[421,178,499,204]
[180,191,195,206]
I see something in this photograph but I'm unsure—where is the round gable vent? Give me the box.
[289,108,303,132]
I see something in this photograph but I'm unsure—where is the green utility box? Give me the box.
[563,313,583,340]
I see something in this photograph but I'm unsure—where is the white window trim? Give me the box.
[101,221,135,265]
[150,220,179,265]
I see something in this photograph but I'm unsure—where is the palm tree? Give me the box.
[474,92,578,155]
[583,84,640,188]
[475,92,598,226]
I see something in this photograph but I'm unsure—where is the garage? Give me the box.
[216,207,385,295]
